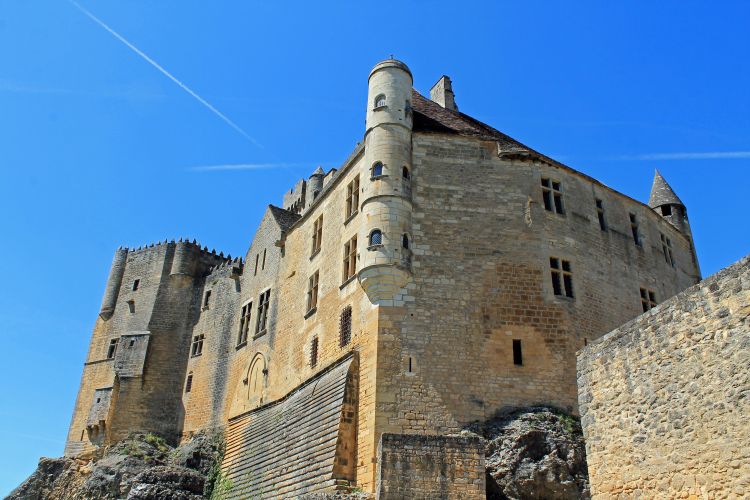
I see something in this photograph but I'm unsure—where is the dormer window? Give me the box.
[371,162,384,178]
[374,94,386,108]
[369,229,383,247]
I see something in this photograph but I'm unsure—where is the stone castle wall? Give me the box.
[577,255,750,498]
[376,433,485,500]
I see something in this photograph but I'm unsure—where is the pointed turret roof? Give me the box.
[648,169,684,208]
[310,166,325,177]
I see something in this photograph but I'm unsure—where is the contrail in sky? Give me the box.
[615,151,750,161]
[68,0,260,147]
[189,163,312,172]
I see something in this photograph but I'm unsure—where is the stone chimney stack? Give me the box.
[430,75,457,111]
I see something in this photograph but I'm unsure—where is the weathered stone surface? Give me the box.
[466,407,589,500]
[578,255,750,498]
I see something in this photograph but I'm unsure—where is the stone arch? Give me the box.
[246,353,267,404]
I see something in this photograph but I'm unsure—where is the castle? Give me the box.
[65,58,702,498]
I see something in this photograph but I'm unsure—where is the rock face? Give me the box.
[8,432,224,500]
[466,407,590,500]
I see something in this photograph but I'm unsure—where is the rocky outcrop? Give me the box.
[8,432,225,500]
[466,407,590,500]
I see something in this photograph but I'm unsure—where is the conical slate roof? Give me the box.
[648,170,684,208]
[310,165,325,177]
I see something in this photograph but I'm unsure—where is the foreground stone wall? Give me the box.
[376,433,485,500]
[578,255,750,498]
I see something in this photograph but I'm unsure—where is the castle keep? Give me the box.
[65,59,701,497]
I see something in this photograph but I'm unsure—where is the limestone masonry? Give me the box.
[578,256,750,498]
[65,58,702,497]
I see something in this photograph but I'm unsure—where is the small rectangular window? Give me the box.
[185,374,193,393]
[107,338,119,359]
[311,215,323,256]
[310,337,319,368]
[238,303,252,346]
[640,288,657,312]
[661,234,675,267]
[345,176,360,220]
[254,254,259,276]
[307,271,319,313]
[595,198,607,231]
[132,279,140,291]
[661,205,672,216]
[630,213,641,246]
[342,235,358,282]
[127,300,135,313]
[339,306,352,347]
[256,290,271,335]
[541,177,564,214]
[203,290,212,309]
[513,339,523,366]
[191,334,204,357]
[261,249,267,270]
[550,257,574,298]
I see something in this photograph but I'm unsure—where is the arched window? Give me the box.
[371,162,383,178]
[402,234,409,249]
[247,353,266,401]
[402,166,410,180]
[374,94,386,108]
[369,229,383,246]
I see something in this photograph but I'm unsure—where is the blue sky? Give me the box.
[1,0,749,494]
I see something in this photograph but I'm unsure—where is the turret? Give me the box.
[99,247,129,319]
[649,169,691,236]
[309,166,325,199]
[358,58,414,304]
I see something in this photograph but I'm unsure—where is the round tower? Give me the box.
[358,58,414,304]
[648,169,692,236]
[99,246,129,320]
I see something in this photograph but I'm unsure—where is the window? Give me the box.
[371,162,384,178]
[310,337,319,368]
[345,176,360,219]
[541,177,564,214]
[261,249,266,270]
[661,205,672,216]
[402,166,410,180]
[595,198,607,231]
[550,258,574,298]
[374,94,386,108]
[311,214,323,256]
[127,300,135,313]
[630,213,641,246]
[342,235,357,282]
[661,234,675,267]
[402,234,409,249]
[185,373,193,393]
[513,339,523,366]
[407,356,415,374]
[339,306,352,347]
[368,229,382,247]
[132,279,140,291]
[191,334,204,357]
[238,303,252,346]
[203,290,212,309]
[306,271,319,313]
[255,290,270,335]
[640,288,657,312]
[254,254,259,275]
[107,338,119,359]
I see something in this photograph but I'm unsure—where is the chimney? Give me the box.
[430,75,457,111]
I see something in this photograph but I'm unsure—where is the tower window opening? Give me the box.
[368,229,383,247]
[311,214,323,256]
[541,178,564,214]
[132,279,140,291]
[661,234,675,267]
[402,166,410,180]
[261,249,267,270]
[513,339,523,366]
[129,339,135,347]
[255,290,271,335]
[127,300,135,313]
[371,162,384,178]
[238,302,252,346]
[550,257,574,298]
[345,175,360,219]
[310,337,319,368]
[107,338,119,360]
[402,234,409,249]
[661,205,672,216]
[254,254,259,275]
[339,306,352,347]
[306,271,319,314]
[640,288,657,312]
[185,374,193,393]
[630,213,641,246]
[595,198,607,231]
[203,290,211,309]
[342,235,357,282]
[374,94,386,108]
[191,334,204,357]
